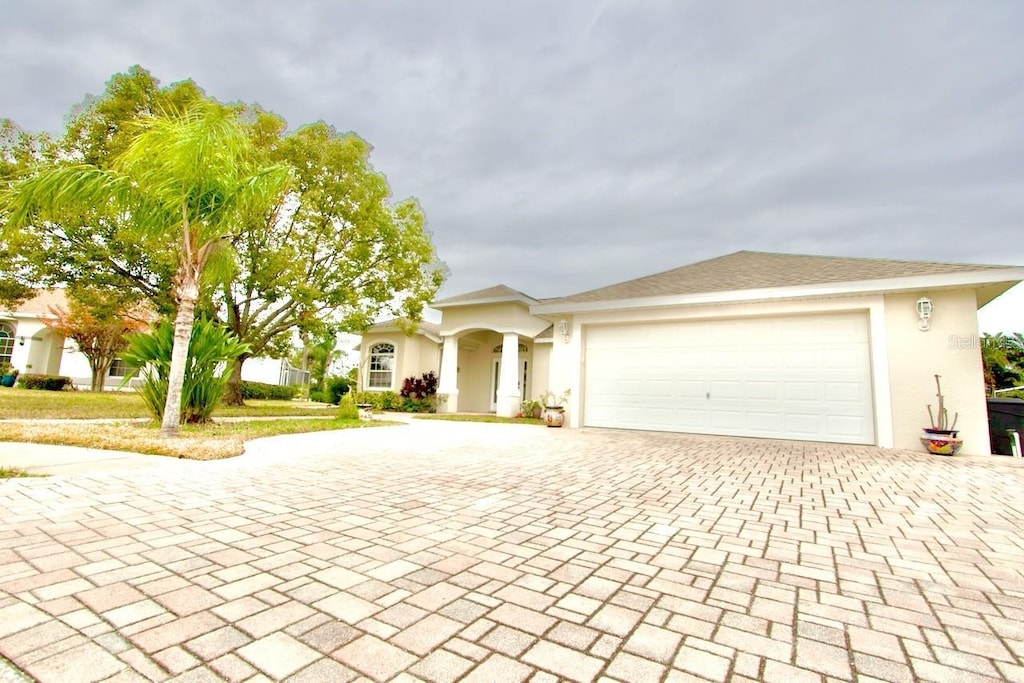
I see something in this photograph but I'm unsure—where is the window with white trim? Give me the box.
[367,342,395,389]
[108,357,134,377]
[0,323,13,367]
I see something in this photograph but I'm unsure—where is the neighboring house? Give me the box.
[0,290,303,390]
[357,250,1024,455]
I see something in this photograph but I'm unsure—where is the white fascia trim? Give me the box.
[366,327,441,344]
[433,295,538,309]
[530,269,1024,315]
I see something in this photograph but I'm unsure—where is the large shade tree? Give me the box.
[3,101,290,435]
[4,67,445,406]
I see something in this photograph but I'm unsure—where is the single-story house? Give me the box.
[357,250,1024,455]
[0,290,305,390]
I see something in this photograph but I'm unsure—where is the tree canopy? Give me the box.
[2,65,446,409]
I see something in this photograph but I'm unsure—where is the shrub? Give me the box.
[400,371,438,400]
[337,393,360,420]
[325,375,352,405]
[122,319,249,424]
[241,381,298,401]
[17,374,73,391]
[351,390,401,411]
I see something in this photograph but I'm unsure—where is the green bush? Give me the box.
[241,381,298,401]
[325,375,352,405]
[351,390,402,411]
[17,374,73,391]
[995,390,1024,400]
[122,319,249,424]
[337,393,360,420]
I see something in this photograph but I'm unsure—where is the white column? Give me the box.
[437,335,459,413]
[495,332,521,417]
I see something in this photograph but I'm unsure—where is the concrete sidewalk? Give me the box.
[0,443,167,476]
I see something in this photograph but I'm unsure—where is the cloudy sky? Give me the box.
[3,1,1023,330]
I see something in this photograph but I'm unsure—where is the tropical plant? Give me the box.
[539,388,571,408]
[4,100,291,435]
[980,332,1024,395]
[121,319,249,424]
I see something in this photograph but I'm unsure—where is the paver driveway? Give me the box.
[2,419,1024,682]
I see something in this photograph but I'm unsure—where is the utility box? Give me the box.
[987,398,1024,456]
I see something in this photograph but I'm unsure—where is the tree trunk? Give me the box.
[161,285,197,437]
[90,358,113,392]
[222,355,248,406]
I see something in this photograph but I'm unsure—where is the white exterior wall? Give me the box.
[884,289,990,454]
[359,332,440,393]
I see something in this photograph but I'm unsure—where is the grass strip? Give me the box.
[413,414,545,425]
[0,418,399,460]
[0,387,333,420]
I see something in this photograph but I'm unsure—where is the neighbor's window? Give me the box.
[108,357,134,377]
[0,323,13,366]
[367,342,395,389]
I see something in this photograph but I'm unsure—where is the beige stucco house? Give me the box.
[1,290,306,390]
[363,250,1023,455]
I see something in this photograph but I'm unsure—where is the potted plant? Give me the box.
[0,363,18,388]
[921,374,963,456]
[539,389,570,428]
[521,398,543,419]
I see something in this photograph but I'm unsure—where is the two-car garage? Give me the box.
[582,312,876,445]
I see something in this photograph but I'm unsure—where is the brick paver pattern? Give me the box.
[2,420,1024,682]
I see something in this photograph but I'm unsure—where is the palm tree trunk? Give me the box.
[161,280,198,437]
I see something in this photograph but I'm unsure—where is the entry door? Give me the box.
[490,358,529,411]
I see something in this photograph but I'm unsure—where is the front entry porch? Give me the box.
[436,329,541,418]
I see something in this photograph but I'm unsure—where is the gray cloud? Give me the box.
[3,0,1023,307]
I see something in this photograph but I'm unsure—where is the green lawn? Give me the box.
[0,387,333,420]
[0,418,398,460]
[0,387,402,460]
[414,414,546,426]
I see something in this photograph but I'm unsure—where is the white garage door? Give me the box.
[583,313,875,444]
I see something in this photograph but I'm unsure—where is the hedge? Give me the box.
[18,374,74,391]
[240,381,298,401]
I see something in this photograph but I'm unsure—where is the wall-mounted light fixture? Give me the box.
[916,297,933,331]
[558,319,570,343]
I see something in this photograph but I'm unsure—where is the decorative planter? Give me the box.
[544,406,565,428]
[0,374,16,388]
[921,428,963,456]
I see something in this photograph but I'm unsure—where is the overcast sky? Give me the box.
[3,1,1023,330]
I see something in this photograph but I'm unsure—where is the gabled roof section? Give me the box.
[7,289,69,316]
[539,251,1022,308]
[363,319,441,342]
[432,284,538,309]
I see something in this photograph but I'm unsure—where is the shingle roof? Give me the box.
[10,289,69,315]
[432,285,537,307]
[545,251,1020,305]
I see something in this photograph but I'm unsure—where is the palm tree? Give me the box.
[3,102,290,435]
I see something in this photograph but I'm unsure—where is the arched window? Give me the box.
[367,342,395,389]
[0,323,14,366]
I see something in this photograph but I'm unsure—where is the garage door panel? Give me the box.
[583,314,874,445]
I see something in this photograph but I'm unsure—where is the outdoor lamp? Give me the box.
[916,297,933,331]
[558,320,570,343]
